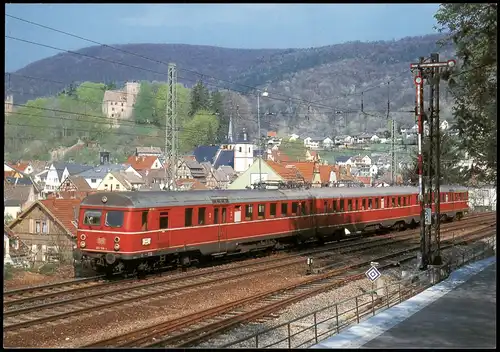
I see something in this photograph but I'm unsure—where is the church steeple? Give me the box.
[227,107,234,144]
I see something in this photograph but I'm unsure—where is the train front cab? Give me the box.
[76,206,155,270]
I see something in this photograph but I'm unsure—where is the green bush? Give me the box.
[4,264,15,280]
[38,263,59,276]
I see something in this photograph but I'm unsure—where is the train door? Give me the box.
[214,206,229,253]
[154,210,170,250]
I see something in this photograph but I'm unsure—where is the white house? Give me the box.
[77,164,140,189]
[370,135,380,143]
[304,137,323,150]
[468,187,496,211]
[355,133,373,144]
[361,155,372,166]
[322,137,334,149]
[370,164,378,176]
[43,163,92,194]
[335,156,354,166]
[289,134,300,141]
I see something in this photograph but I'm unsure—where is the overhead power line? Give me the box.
[5,13,417,113]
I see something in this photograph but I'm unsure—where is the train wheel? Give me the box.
[397,222,406,232]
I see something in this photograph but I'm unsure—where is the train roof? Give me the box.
[80,185,468,208]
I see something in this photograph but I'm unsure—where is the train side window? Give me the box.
[391,197,396,208]
[234,206,242,222]
[258,204,265,219]
[347,199,352,211]
[159,212,169,229]
[270,203,277,218]
[340,200,345,212]
[281,203,288,217]
[397,197,401,207]
[214,208,220,224]
[375,198,380,209]
[198,207,206,225]
[141,211,148,231]
[402,197,406,206]
[324,201,328,213]
[368,199,372,210]
[222,208,227,223]
[245,205,253,221]
[185,208,193,227]
[301,201,307,215]
[292,202,299,215]
[332,200,337,212]
[362,199,367,210]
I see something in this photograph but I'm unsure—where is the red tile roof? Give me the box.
[319,165,335,183]
[271,150,292,163]
[176,178,208,190]
[281,162,315,182]
[356,176,372,185]
[267,160,305,182]
[267,131,277,137]
[40,199,81,237]
[126,156,162,170]
[9,162,30,173]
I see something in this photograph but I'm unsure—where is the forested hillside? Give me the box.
[5,33,458,163]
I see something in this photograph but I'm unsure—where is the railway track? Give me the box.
[3,275,105,302]
[3,214,493,333]
[84,223,495,348]
[4,212,490,308]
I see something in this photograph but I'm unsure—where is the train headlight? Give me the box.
[80,234,86,241]
[114,236,120,243]
[80,241,86,248]
[114,243,120,251]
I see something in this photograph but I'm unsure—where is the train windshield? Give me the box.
[83,210,102,226]
[105,211,124,228]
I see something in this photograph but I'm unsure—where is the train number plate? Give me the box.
[142,238,151,246]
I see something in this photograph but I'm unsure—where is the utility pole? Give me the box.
[256,90,268,186]
[165,63,178,191]
[411,55,456,269]
[412,57,426,269]
[387,81,396,185]
[431,52,443,265]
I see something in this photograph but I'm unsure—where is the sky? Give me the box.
[5,4,441,72]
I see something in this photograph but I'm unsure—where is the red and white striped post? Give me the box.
[414,70,426,268]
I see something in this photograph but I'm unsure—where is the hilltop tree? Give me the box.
[75,82,106,114]
[400,132,466,186]
[134,82,157,125]
[435,3,497,184]
[179,109,219,152]
[189,81,210,117]
[210,90,229,142]
[155,83,191,128]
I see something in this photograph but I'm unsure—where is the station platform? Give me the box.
[312,256,496,349]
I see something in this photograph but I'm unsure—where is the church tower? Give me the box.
[233,128,254,173]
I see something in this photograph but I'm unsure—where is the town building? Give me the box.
[43,163,93,195]
[7,199,81,264]
[97,171,145,191]
[56,175,95,199]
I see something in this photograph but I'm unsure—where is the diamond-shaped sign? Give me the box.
[365,266,381,282]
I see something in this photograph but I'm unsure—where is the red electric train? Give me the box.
[74,186,469,274]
